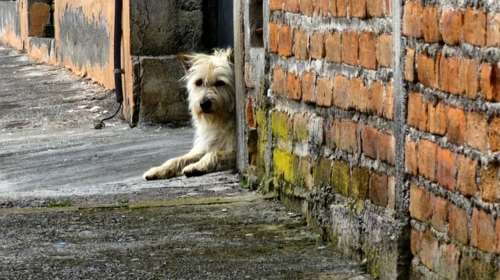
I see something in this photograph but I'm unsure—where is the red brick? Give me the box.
[325,32,342,63]
[332,75,351,109]
[427,102,447,136]
[403,0,423,38]
[418,140,437,181]
[419,230,438,270]
[440,9,463,45]
[435,243,460,280]
[448,204,469,244]
[370,172,388,207]
[456,155,478,197]
[268,22,280,53]
[376,34,392,68]
[269,0,283,11]
[471,208,496,253]
[317,0,330,16]
[459,58,479,99]
[285,0,300,13]
[417,52,438,88]
[287,72,302,101]
[300,0,314,16]
[431,195,448,232]
[302,71,316,104]
[405,137,418,175]
[383,0,391,16]
[487,13,500,47]
[383,82,394,120]
[436,147,456,190]
[480,63,500,102]
[439,55,462,95]
[293,29,309,60]
[366,0,384,18]
[316,77,333,107]
[407,92,428,131]
[479,164,500,203]
[463,8,487,47]
[336,0,347,17]
[410,185,432,221]
[490,117,500,152]
[368,81,384,116]
[359,32,377,69]
[349,0,366,18]
[446,106,466,145]
[328,119,358,153]
[272,66,286,95]
[378,132,395,165]
[342,31,359,66]
[361,126,378,160]
[278,25,293,57]
[405,48,415,81]
[310,32,325,59]
[497,219,500,254]
[246,97,255,129]
[422,6,441,43]
[411,229,423,256]
[465,111,488,151]
[328,0,337,16]
[286,0,300,13]
[350,77,369,112]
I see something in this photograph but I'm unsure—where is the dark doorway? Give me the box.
[203,0,234,49]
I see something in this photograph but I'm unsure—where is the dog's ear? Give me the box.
[177,53,192,74]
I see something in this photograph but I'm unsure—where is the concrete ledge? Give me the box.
[26,36,56,64]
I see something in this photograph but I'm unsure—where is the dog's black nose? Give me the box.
[200,97,212,113]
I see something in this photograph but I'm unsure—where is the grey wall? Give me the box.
[130,0,203,56]
[0,1,20,39]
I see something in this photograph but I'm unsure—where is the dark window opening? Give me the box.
[29,0,54,38]
[202,0,234,50]
[249,0,263,47]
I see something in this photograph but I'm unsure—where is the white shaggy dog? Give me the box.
[143,49,236,180]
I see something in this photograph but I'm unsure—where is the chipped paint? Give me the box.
[54,0,115,89]
[0,2,22,50]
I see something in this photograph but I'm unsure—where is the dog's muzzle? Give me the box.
[200,97,213,113]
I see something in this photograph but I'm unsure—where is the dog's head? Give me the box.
[179,49,235,123]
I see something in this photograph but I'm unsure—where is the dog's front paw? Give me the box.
[182,165,207,177]
[143,166,177,181]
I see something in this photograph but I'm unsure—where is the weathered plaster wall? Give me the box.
[54,0,115,89]
[0,1,22,50]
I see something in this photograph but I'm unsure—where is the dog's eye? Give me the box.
[195,79,203,87]
[214,80,226,87]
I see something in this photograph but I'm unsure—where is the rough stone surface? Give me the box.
[138,56,190,125]
[130,0,203,56]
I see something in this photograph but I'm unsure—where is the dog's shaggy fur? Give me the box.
[143,49,236,180]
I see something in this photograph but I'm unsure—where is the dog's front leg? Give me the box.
[182,150,236,177]
[143,150,204,180]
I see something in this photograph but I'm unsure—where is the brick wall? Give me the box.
[403,1,499,279]
[243,0,499,279]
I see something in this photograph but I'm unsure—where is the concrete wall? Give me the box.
[0,1,22,49]
[242,0,499,279]
[54,0,115,89]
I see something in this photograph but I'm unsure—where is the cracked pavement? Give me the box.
[0,45,369,279]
